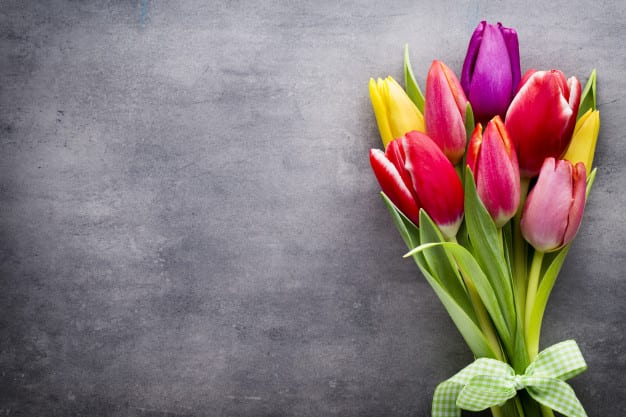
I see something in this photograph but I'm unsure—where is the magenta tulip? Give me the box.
[370,131,464,238]
[505,69,581,177]
[466,116,520,227]
[461,21,521,123]
[520,158,586,252]
[424,60,469,165]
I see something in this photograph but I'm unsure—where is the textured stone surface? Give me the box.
[0,1,624,416]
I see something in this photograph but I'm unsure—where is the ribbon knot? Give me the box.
[511,374,525,391]
[432,340,588,417]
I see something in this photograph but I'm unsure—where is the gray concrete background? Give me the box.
[1,1,624,416]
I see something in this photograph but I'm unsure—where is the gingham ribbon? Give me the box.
[432,340,588,417]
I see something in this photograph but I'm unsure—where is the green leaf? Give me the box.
[404,44,425,113]
[464,102,475,142]
[586,167,597,199]
[418,211,476,322]
[463,168,517,345]
[577,68,597,120]
[511,314,530,373]
[410,247,497,359]
[408,241,511,346]
[501,221,514,280]
[382,194,495,359]
[380,192,420,249]
[455,218,472,253]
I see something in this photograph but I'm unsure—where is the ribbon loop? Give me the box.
[432,340,588,417]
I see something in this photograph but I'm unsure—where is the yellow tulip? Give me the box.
[563,109,600,176]
[369,76,425,148]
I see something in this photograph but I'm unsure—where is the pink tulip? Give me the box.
[520,158,586,252]
[425,60,469,165]
[505,69,581,177]
[370,131,464,238]
[466,116,520,227]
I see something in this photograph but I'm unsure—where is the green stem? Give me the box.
[490,406,505,417]
[496,226,504,255]
[520,390,542,417]
[525,250,544,360]
[540,404,555,417]
[515,396,527,417]
[513,177,531,331]
[464,272,504,361]
[447,236,504,362]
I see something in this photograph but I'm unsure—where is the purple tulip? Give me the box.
[461,21,521,123]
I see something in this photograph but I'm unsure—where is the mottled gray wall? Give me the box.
[1,1,624,416]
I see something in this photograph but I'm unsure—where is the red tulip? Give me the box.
[425,60,469,165]
[505,69,581,177]
[520,158,586,252]
[466,116,520,227]
[370,131,464,238]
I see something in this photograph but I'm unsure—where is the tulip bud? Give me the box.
[466,116,520,227]
[424,60,469,165]
[563,109,600,176]
[505,69,581,177]
[369,131,464,238]
[520,158,586,252]
[461,21,521,123]
[369,76,425,148]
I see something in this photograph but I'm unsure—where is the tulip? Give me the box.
[505,69,581,177]
[461,21,521,123]
[563,109,600,176]
[369,76,425,148]
[424,60,469,165]
[520,158,586,252]
[466,116,520,227]
[370,131,464,238]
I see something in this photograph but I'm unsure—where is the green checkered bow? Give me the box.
[432,340,588,417]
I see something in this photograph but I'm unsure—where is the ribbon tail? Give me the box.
[432,380,462,417]
[526,379,588,417]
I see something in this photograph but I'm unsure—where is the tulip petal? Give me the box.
[385,138,420,204]
[466,124,483,175]
[425,61,468,164]
[385,76,425,140]
[505,70,577,176]
[562,162,587,246]
[402,131,464,238]
[369,78,394,147]
[474,118,520,227]
[561,76,582,149]
[563,110,600,175]
[370,148,420,224]
[498,22,521,93]
[517,69,536,92]
[468,23,513,121]
[461,21,486,96]
[521,158,572,252]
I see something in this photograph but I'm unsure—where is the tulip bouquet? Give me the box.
[367,21,599,417]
